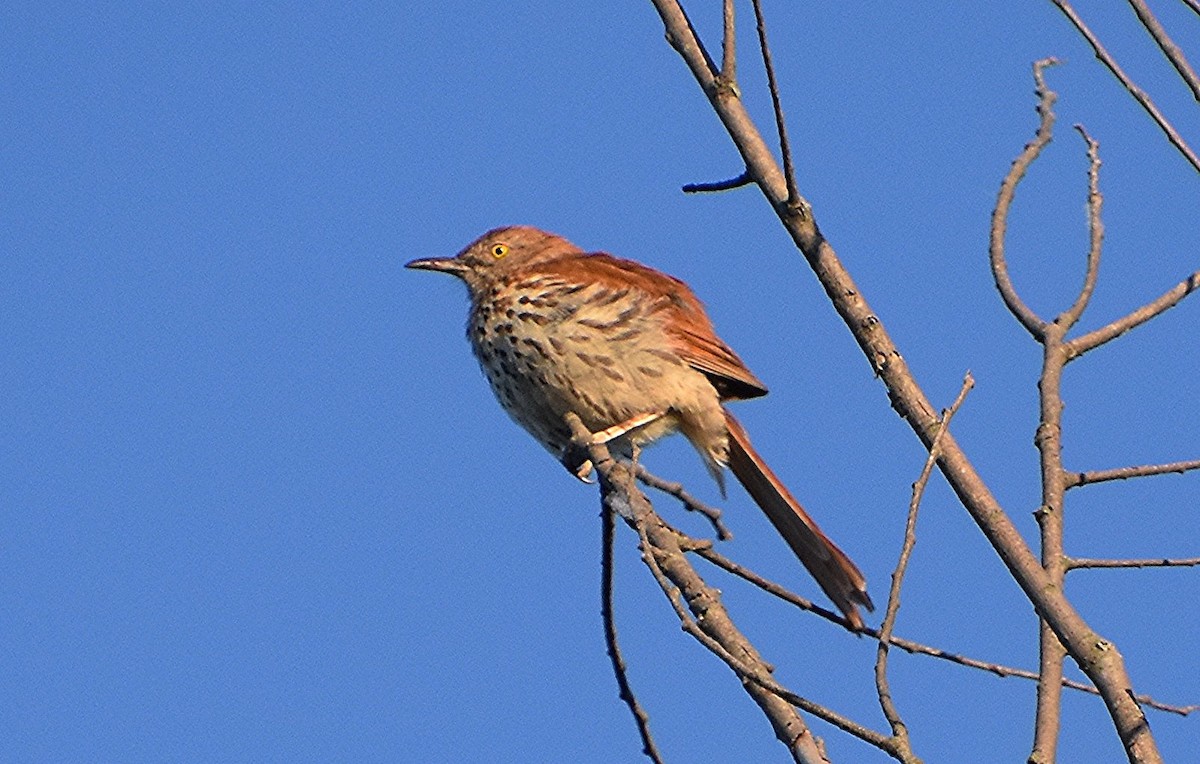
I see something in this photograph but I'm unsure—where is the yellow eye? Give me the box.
[491,243,509,258]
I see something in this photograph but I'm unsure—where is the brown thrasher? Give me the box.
[408,226,873,628]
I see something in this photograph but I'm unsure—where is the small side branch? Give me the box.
[1067,557,1200,570]
[682,172,753,194]
[1065,458,1200,488]
[636,465,733,540]
[1064,270,1200,360]
[989,58,1057,339]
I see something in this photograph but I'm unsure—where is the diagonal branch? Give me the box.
[696,540,1196,715]
[636,465,733,540]
[1125,0,1200,102]
[1064,269,1200,360]
[646,2,1160,761]
[691,533,1198,716]
[876,373,974,751]
[565,413,831,764]
[1050,0,1200,174]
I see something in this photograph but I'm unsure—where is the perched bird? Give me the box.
[408,226,873,628]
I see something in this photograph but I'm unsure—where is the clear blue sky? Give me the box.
[3,3,1197,762]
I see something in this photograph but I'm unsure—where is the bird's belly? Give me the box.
[471,311,704,453]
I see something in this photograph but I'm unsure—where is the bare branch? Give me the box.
[600,492,664,763]
[1057,125,1103,329]
[637,519,895,761]
[989,58,1056,339]
[647,3,1160,759]
[877,373,974,748]
[1064,269,1200,360]
[721,0,735,82]
[1068,557,1200,570]
[1066,458,1200,488]
[636,465,733,539]
[1125,0,1200,102]
[682,171,753,194]
[692,540,1197,716]
[564,413,832,763]
[749,0,800,208]
[1050,0,1200,174]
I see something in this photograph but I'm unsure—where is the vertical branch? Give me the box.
[721,0,736,82]
[1030,125,1105,764]
[1057,126,1104,329]
[990,65,1110,764]
[1029,322,1071,764]
[601,501,665,763]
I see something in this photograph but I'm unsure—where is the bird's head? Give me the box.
[406,226,581,293]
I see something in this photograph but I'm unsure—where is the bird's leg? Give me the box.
[563,412,665,484]
[590,411,665,445]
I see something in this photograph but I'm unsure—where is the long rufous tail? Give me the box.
[724,411,873,629]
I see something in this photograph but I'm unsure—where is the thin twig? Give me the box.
[749,0,800,208]
[1067,557,1200,569]
[721,0,735,82]
[1050,0,1200,173]
[1057,125,1103,329]
[682,172,753,194]
[1126,0,1200,102]
[600,497,664,763]
[990,58,1057,339]
[636,465,733,539]
[690,539,1197,716]
[1065,458,1200,488]
[1064,269,1200,360]
[876,374,974,747]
